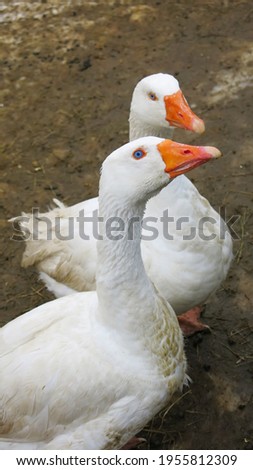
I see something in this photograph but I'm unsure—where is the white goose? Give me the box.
[0,138,220,449]
[17,74,233,335]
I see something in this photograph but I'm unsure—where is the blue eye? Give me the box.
[133,148,146,159]
[148,92,158,101]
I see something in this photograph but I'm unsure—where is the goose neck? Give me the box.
[129,111,174,141]
[96,194,153,320]
[96,190,184,379]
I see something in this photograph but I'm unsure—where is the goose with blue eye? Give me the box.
[1,137,221,449]
[14,73,232,335]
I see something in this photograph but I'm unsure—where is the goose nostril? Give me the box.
[183,150,192,155]
[178,112,183,118]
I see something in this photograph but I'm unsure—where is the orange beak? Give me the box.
[157,139,221,178]
[164,90,205,134]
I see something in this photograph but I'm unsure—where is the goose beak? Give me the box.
[157,139,222,178]
[164,90,205,134]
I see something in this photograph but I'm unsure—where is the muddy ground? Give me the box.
[0,0,253,450]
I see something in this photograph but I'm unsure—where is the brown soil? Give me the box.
[1,0,253,450]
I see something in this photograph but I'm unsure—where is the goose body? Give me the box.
[0,290,184,449]
[2,136,222,449]
[17,74,233,311]
[141,177,232,313]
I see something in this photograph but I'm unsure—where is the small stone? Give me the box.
[52,148,69,161]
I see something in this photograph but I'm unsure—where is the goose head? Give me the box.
[130,73,205,135]
[100,136,221,204]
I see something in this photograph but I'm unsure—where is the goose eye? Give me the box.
[148,92,158,101]
[132,148,146,159]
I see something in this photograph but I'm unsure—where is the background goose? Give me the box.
[0,138,220,449]
[16,73,233,335]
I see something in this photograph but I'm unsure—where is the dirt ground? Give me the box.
[1,0,253,450]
